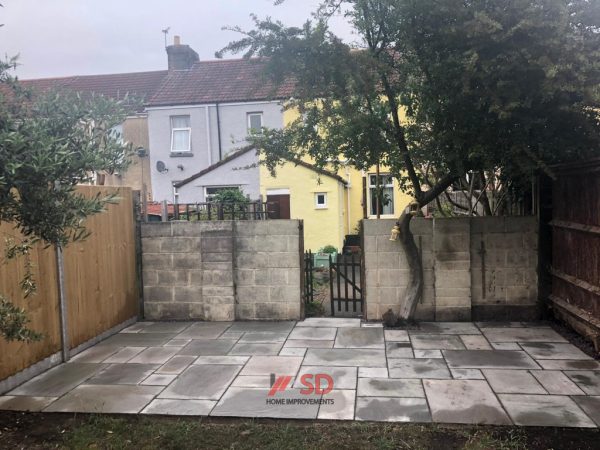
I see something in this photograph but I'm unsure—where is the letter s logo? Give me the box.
[300,374,315,394]
[315,374,334,395]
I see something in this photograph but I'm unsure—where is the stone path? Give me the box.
[1,319,599,427]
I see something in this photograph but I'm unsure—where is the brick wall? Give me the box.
[141,220,302,321]
[363,217,538,321]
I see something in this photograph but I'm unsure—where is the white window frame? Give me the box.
[315,192,328,209]
[172,183,180,204]
[204,186,241,202]
[247,112,263,135]
[170,115,192,152]
[367,173,395,218]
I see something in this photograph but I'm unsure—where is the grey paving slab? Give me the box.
[155,355,196,375]
[279,347,307,357]
[519,342,592,360]
[294,366,357,390]
[359,367,388,378]
[193,356,250,365]
[10,363,106,397]
[212,387,320,419]
[177,339,238,356]
[537,359,600,370]
[357,378,424,397]
[97,333,173,347]
[129,347,180,364]
[476,322,524,328]
[334,328,384,349]
[229,342,283,356]
[218,332,245,340]
[70,346,120,364]
[424,380,511,425]
[159,364,241,400]
[460,335,492,350]
[443,350,540,369]
[355,397,431,422]
[142,399,216,416]
[283,339,334,348]
[141,374,177,386]
[103,347,146,363]
[565,371,600,395]
[238,332,290,343]
[491,342,522,351]
[362,322,383,328]
[499,394,596,427]
[86,364,158,385]
[530,370,585,395]
[296,318,360,328]
[410,334,465,350]
[240,356,303,377]
[44,385,162,414]
[418,322,481,335]
[120,322,153,333]
[139,322,191,334]
[385,342,414,358]
[384,330,410,342]
[231,376,280,388]
[304,349,387,367]
[318,390,356,420]
[483,370,546,394]
[165,339,192,347]
[388,358,451,379]
[450,369,484,380]
[227,321,295,333]
[572,396,600,427]
[175,322,232,339]
[0,396,57,412]
[482,327,567,343]
[288,327,337,341]
[414,350,443,359]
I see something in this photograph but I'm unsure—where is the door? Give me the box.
[267,194,291,219]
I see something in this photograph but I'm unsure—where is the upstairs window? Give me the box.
[170,115,191,152]
[368,174,395,217]
[315,192,328,209]
[247,112,263,135]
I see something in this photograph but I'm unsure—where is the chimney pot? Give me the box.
[174,35,181,46]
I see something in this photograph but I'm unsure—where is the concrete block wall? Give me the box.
[141,220,302,321]
[363,216,538,321]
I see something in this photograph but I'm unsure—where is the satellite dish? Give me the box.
[156,161,168,173]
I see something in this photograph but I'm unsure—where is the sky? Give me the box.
[0,0,356,80]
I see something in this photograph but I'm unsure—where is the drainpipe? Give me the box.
[344,163,351,233]
[55,244,69,362]
[205,105,212,165]
[216,102,223,161]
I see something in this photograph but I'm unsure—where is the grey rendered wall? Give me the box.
[363,216,538,321]
[147,101,283,202]
[141,220,302,321]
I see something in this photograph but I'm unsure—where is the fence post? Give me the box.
[55,244,70,362]
[161,200,168,222]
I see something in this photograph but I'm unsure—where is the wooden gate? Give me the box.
[329,253,363,316]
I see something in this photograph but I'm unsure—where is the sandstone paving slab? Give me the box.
[177,339,238,356]
[386,342,414,358]
[537,360,600,371]
[193,356,249,365]
[355,397,431,422]
[103,347,146,363]
[482,327,567,343]
[572,396,600,426]
[450,369,484,380]
[240,356,303,377]
[565,371,600,395]
[97,333,173,347]
[359,367,388,378]
[175,322,232,339]
[70,345,121,363]
[129,347,181,364]
[318,390,356,420]
[139,322,191,334]
[227,321,295,333]
[279,347,307,357]
[238,332,290,343]
[0,396,57,412]
[519,342,592,360]
[443,350,540,369]
[482,369,546,394]
[44,385,163,414]
[211,387,320,419]
[294,366,357,390]
[424,380,511,425]
[388,358,451,379]
[141,374,177,386]
[498,394,596,427]
[357,378,424,397]
[10,363,106,397]
[288,327,337,341]
[530,370,585,395]
[460,335,492,350]
[334,328,384,349]
[304,349,387,367]
[410,334,465,350]
[86,364,158,385]
[418,322,481,335]
[229,342,283,356]
[142,399,216,416]
[155,355,196,375]
[384,330,409,342]
[283,339,334,348]
[414,350,443,359]
[159,364,241,400]
[296,317,360,328]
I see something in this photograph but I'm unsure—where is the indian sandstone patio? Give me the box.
[1,319,599,428]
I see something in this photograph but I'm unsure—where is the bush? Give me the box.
[319,245,337,254]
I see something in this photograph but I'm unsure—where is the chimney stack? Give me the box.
[166,35,199,71]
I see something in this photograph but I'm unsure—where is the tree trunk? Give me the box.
[397,211,423,320]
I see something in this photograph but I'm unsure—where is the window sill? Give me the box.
[367,215,396,219]
[170,152,194,158]
[315,207,328,210]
